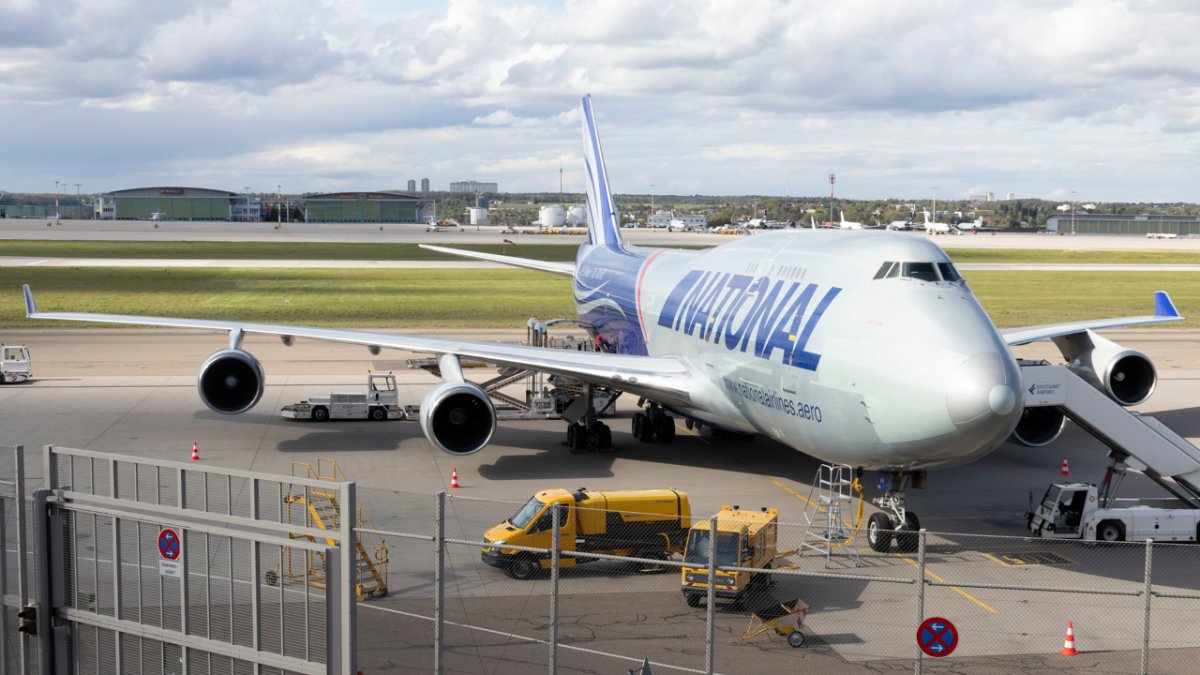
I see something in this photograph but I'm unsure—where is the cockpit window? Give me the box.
[873,262,895,279]
[937,262,962,282]
[901,262,938,282]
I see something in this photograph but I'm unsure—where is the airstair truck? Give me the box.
[1019,362,1200,541]
[482,488,690,579]
[1,344,32,384]
[681,505,783,608]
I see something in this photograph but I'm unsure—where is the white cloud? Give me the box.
[3,1,1200,200]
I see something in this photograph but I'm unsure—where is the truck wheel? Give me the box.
[312,406,329,422]
[370,407,386,421]
[867,513,893,552]
[895,512,921,553]
[788,630,804,648]
[1098,520,1125,542]
[508,558,538,580]
[685,592,702,608]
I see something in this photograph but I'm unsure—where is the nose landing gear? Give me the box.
[866,470,925,553]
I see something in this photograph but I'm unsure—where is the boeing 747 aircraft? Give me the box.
[22,95,1183,552]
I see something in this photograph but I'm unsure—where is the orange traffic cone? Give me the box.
[190,442,200,462]
[1060,621,1079,656]
[450,468,460,489]
[1061,456,1070,476]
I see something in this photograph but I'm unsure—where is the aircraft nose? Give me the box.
[946,351,1021,439]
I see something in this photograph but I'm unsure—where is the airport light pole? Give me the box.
[932,186,938,225]
[649,184,655,224]
[53,180,61,222]
[75,184,82,220]
[244,186,251,222]
[829,173,836,224]
[277,184,282,225]
[1071,190,1077,235]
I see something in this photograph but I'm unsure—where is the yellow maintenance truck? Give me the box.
[482,487,691,579]
[681,505,784,607]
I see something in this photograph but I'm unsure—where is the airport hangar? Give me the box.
[95,187,426,223]
[1046,213,1200,236]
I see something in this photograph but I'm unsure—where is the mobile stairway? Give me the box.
[270,459,390,600]
[1020,363,1200,506]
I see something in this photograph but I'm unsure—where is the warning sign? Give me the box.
[917,617,957,657]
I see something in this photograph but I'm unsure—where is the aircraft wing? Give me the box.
[419,244,575,277]
[1001,291,1183,346]
[22,284,690,405]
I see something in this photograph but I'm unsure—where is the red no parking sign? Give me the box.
[917,617,957,657]
[158,528,182,578]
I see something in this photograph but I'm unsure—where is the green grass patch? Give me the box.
[2,267,1193,330]
[5,268,574,328]
[944,248,1200,264]
[962,271,1196,328]
[0,240,580,262]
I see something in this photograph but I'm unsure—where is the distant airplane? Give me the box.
[921,210,954,235]
[21,94,1185,552]
[886,220,912,231]
[838,211,865,230]
[957,217,985,231]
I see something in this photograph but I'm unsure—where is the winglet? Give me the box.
[22,284,37,317]
[1154,290,1180,318]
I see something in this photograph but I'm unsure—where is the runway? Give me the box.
[5,218,1200,250]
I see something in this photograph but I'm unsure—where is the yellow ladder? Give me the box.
[276,459,389,600]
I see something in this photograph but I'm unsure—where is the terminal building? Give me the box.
[96,187,259,221]
[1046,213,1200,236]
[302,191,422,223]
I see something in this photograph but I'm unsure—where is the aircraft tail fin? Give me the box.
[581,95,624,248]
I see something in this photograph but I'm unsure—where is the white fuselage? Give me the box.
[623,231,1022,471]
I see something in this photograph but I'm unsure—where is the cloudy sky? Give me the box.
[2,0,1198,202]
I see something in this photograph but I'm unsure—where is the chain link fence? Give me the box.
[354,488,1200,674]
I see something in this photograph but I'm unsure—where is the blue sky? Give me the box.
[2,0,1199,202]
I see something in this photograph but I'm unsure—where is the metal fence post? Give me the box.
[338,481,357,675]
[1142,538,1153,675]
[915,528,926,675]
[435,491,445,675]
[550,503,560,674]
[14,445,31,674]
[705,515,716,675]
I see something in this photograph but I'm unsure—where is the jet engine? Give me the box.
[419,381,496,455]
[197,349,264,414]
[1009,406,1066,447]
[1061,332,1157,406]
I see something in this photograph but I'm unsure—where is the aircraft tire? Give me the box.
[598,423,612,449]
[657,416,676,442]
[895,512,921,553]
[867,513,893,553]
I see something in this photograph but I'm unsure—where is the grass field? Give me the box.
[2,268,1192,329]
[4,240,1200,264]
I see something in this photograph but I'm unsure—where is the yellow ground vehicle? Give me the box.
[482,487,690,579]
[681,505,781,607]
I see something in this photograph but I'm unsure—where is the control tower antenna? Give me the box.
[828,173,836,224]
[559,159,563,195]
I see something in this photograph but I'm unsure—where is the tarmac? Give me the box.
[2,223,1199,672]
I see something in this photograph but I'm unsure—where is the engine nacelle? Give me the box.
[1063,332,1157,406]
[419,381,496,455]
[197,349,264,414]
[1009,406,1066,447]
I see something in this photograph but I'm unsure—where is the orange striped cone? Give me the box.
[190,442,200,462]
[450,468,460,489]
[1060,621,1079,656]
[1061,456,1070,476]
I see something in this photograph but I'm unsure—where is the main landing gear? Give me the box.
[566,382,614,453]
[866,470,925,554]
[631,403,675,443]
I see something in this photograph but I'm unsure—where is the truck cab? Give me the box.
[1,344,31,384]
[681,505,779,607]
[482,487,690,580]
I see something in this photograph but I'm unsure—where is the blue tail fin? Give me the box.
[581,95,624,248]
